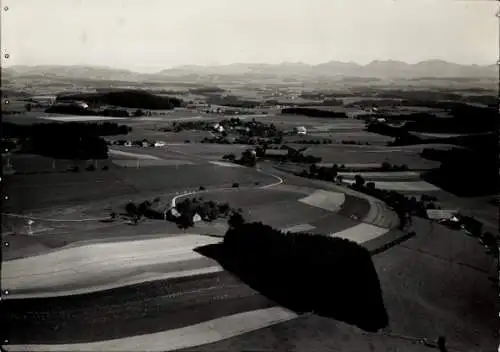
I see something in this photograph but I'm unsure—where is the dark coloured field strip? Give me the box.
[2,271,276,344]
[337,193,371,220]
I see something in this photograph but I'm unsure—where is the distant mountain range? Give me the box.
[2,60,497,82]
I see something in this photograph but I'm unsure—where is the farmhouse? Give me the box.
[212,123,225,133]
[293,126,307,135]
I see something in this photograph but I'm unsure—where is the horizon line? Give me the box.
[2,58,496,74]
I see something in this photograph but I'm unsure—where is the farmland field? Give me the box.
[3,58,498,352]
[3,163,277,212]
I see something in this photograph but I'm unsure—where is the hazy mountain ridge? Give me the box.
[2,60,497,82]
[161,60,497,79]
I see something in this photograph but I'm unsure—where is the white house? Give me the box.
[212,123,225,133]
[294,126,307,135]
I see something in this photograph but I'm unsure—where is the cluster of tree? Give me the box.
[214,118,282,139]
[369,106,496,135]
[188,87,225,94]
[201,137,234,144]
[3,122,112,159]
[163,120,212,132]
[124,198,164,224]
[102,108,131,117]
[218,219,388,331]
[206,95,259,109]
[281,108,348,119]
[31,134,108,159]
[349,176,440,228]
[307,164,339,182]
[3,122,131,139]
[420,148,457,162]
[236,149,258,167]
[222,153,236,162]
[380,161,408,171]
[405,107,496,134]
[173,197,238,229]
[369,90,463,101]
[56,90,183,110]
[438,213,499,259]
[421,146,499,196]
[298,163,411,176]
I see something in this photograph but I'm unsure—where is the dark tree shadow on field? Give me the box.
[194,222,389,332]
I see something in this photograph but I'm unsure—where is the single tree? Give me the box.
[354,174,365,187]
[134,109,145,117]
[228,211,245,228]
[125,202,137,216]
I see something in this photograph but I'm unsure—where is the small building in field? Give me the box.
[294,126,307,135]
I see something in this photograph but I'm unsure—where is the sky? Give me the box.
[1,0,498,72]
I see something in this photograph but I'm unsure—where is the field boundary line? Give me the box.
[1,213,108,222]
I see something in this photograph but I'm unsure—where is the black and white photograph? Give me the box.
[1,0,498,351]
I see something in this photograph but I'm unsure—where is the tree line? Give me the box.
[209,218,389,332]
[2,122,131,159]
[56,90,183,110]
[281,108,348,118]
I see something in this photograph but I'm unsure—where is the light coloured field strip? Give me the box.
[281,223,316,233]
[209,161,244,168]
[112,159,194,167]
[299,190,346,212]
[108,149,162,160]
[337,171,421,179]
[342,179,440,192]
[2,235,222,298]
[4,308,299,352]
[3,266,224,300]
[38,116,127,121]
[331,223,390,244]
